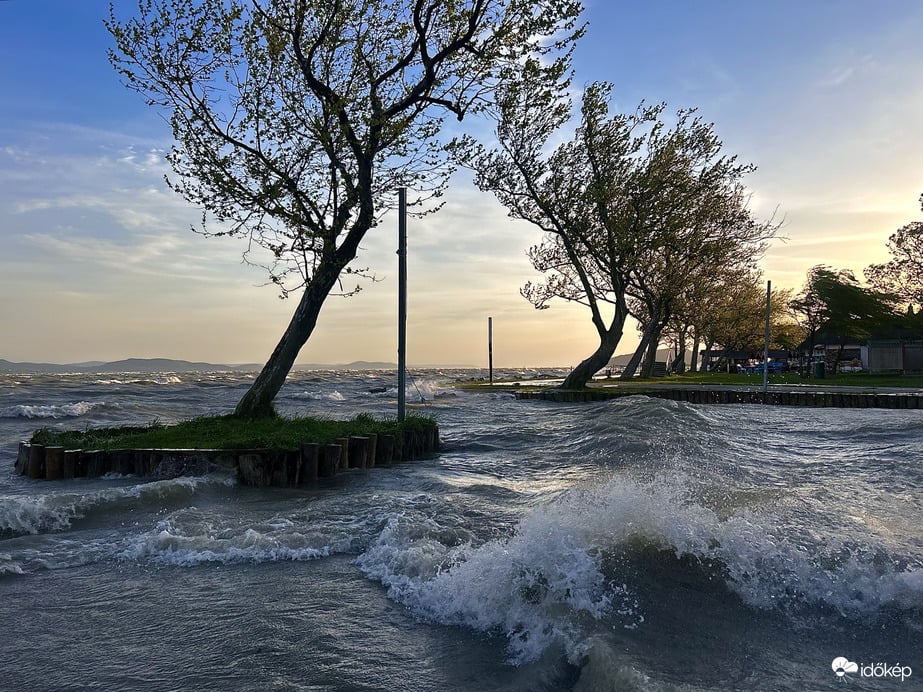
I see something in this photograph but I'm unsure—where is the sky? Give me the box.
[1,1,922,368]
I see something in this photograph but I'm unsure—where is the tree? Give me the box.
[791,265,898,368]
[865,193,923,312]
[680,269,800,372]
[107,0,583,417]
[461,79,643,389]
[462,75,775,388]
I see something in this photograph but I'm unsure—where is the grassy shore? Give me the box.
[31,413,435,452]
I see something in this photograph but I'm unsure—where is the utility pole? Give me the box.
[488,316,493,384]
[763,280,771,397]
[397,188,407,421]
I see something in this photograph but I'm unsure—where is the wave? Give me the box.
[119,515,362,566]
[289,389,347,401]
[0,475,235,537]
[357,474,923,664]
[0,553,24,576]
[92,375,183,385]
[0,400,109,419]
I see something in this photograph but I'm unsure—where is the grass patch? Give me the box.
[455,370,923,392]
[31,413,436,451]
[626,371,923,388]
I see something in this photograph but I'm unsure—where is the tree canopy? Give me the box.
[460,75,776,387]
[790,265,899,365]
[865,193,923,312]
[107,0,583,416]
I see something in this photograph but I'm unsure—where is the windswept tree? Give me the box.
[865,193,923,312]
[791,265,898,366]
[107,0,583,417]
[462,75,775,388]
[677,269,800,372]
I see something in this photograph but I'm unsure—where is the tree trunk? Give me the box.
[690,333,701,373]
[640,326,662,377]
[234,264,342,418]
[561,321,626,389]
[672,328,688,374]
[620,328,653,380]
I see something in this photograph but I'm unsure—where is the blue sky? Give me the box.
[1,1,922,366]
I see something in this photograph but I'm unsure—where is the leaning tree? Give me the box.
[107,0,583,417]
[463,74,776,388]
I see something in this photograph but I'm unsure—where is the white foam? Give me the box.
[1,401,102,419]
[119,519,354,566]
[357,474,923,663]
[0,475,234,536]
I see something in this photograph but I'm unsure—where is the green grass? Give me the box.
[621,371,923,388]
[456,370,923,392]
[31,413,436,451]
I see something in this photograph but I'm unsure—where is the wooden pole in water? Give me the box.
[488,316,493,384]
[397,186,407,422]
[763,280,771,397]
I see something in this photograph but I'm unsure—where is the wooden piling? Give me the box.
[44,446,65,480]
[366,433,378,468]
[238,453,271,487]
[15,442,30,475]
[299,443,319,484]
[63,450,79,479]
[376,434,395,466]
[392,431,404,462]
[336,437,350,471]
[348,436,371,469]
[319,444,341,478]
[27,444,45,479]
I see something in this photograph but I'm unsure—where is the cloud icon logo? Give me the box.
[832,657,859,677]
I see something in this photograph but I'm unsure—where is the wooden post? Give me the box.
[270,452,289,486]
[15,442,30,475]
[63,450,79,479]
[299,443,320,484]
[376,434,395,466]
[392,430,404,462]
[238,453,270,487]
[366,433,378,468]
[336,437,350,470]
[319,444,341,477]
[44,446,65,481]
[348,436,370,469]
[27,444,46,479]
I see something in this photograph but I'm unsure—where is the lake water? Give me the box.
[1,369,921,691]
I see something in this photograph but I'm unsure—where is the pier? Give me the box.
[515,387,923,408]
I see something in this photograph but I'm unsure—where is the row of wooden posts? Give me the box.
[516,388,923,409]
[13,426,440,487]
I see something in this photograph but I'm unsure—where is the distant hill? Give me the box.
[607,348,675,368]
[0,357,401,374]
[0,357,253,374]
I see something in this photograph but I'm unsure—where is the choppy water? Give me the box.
[1,369,921,691]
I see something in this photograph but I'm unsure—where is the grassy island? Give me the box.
[31,413,436,452]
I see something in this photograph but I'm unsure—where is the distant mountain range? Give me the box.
[0,357,400,374]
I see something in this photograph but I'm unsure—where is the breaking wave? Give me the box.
[357,474,923,664]
[0,401,108,419]
[0,475,235,538]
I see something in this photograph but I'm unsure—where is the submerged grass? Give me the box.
[31,413,436,451]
